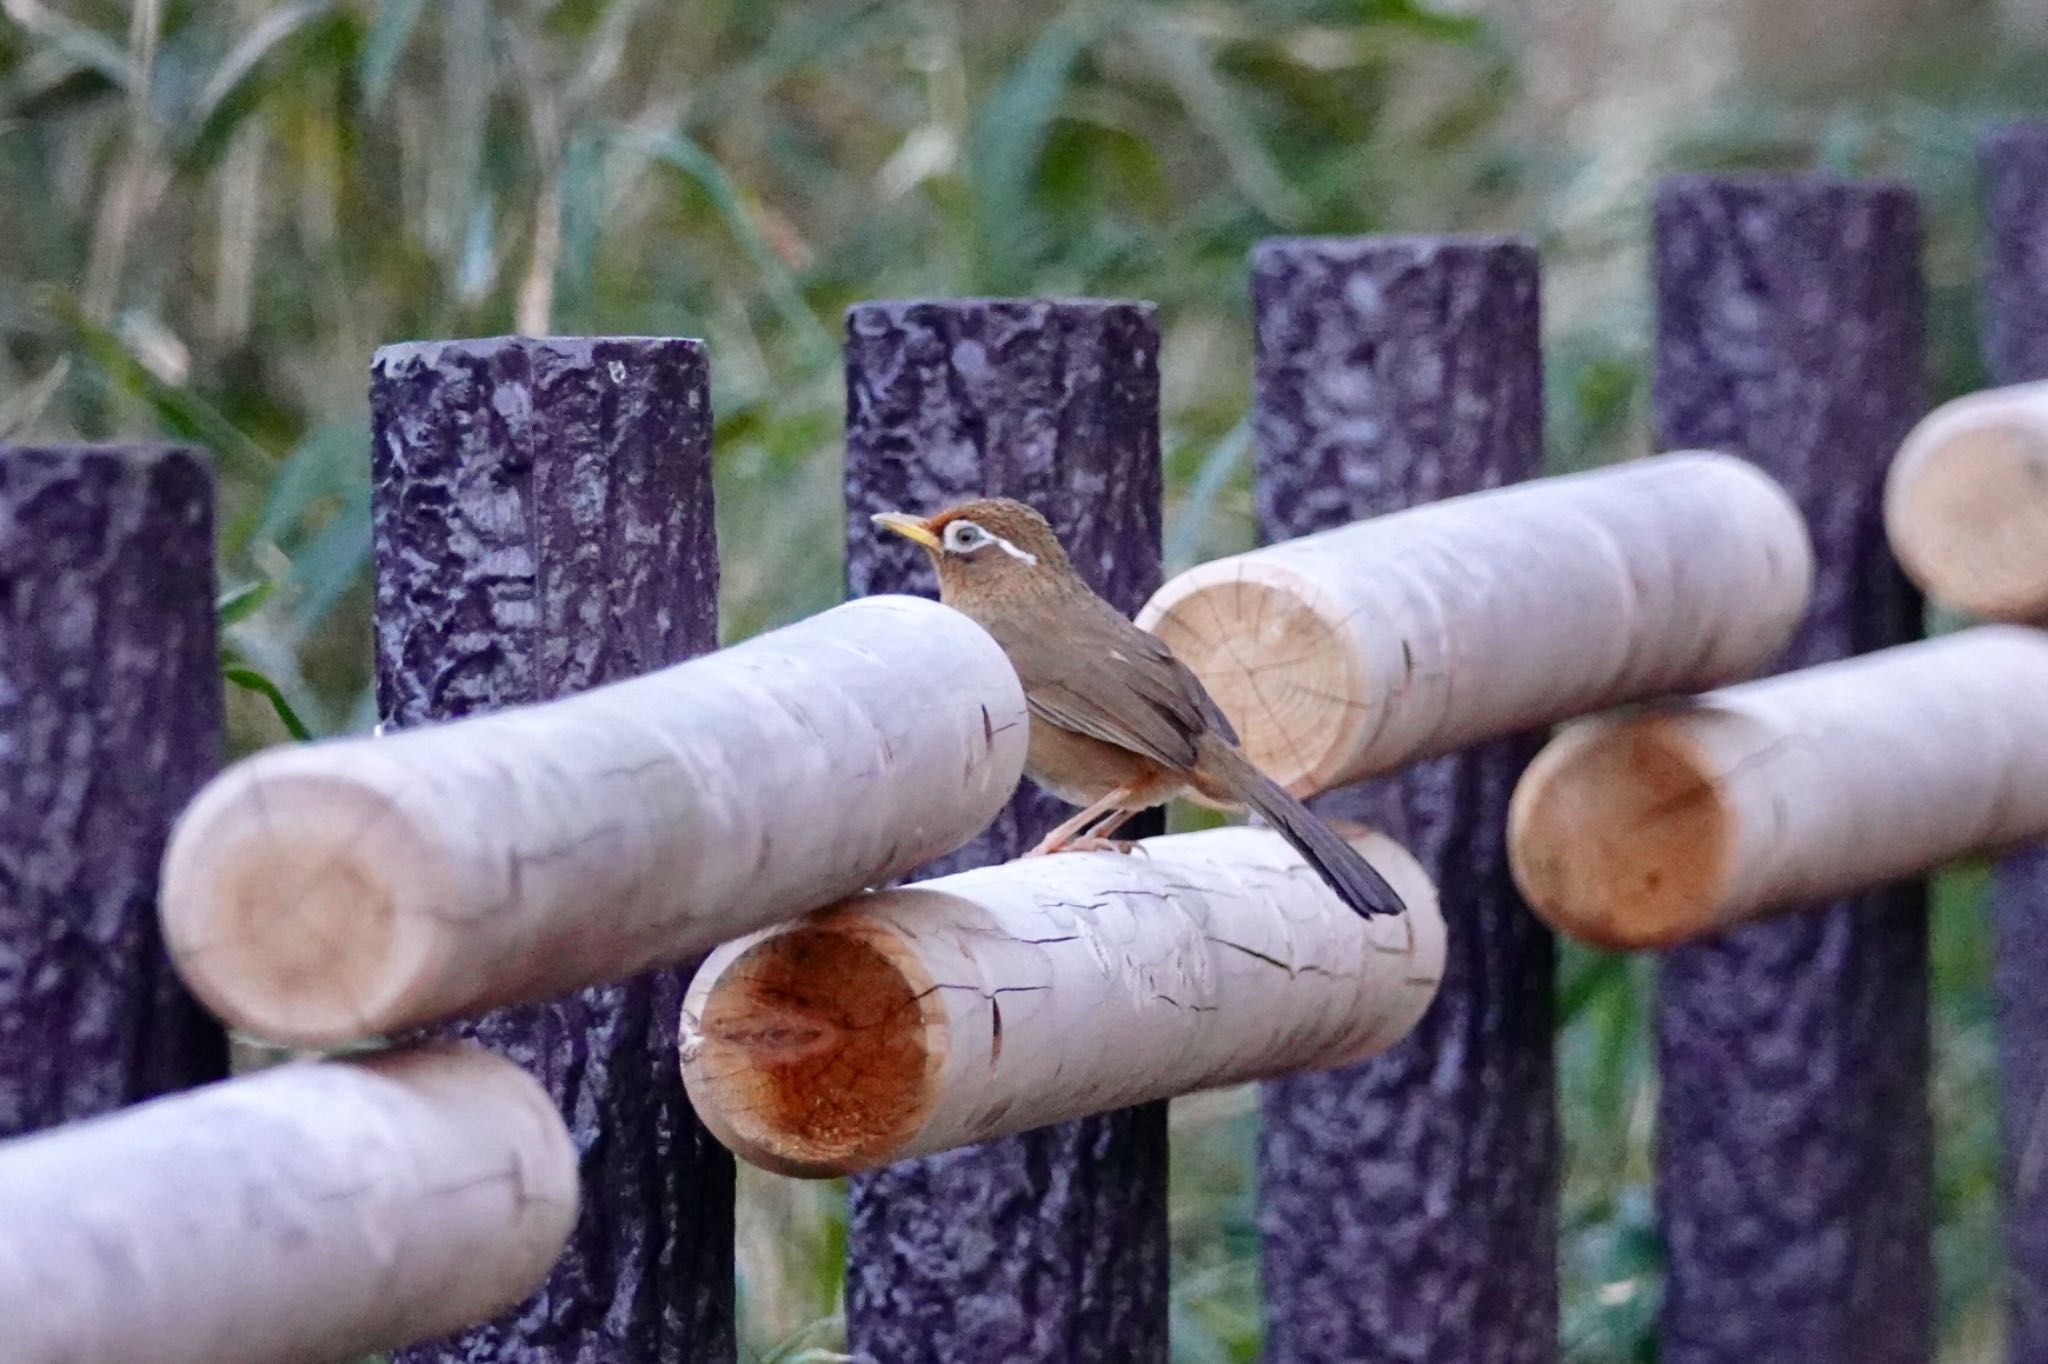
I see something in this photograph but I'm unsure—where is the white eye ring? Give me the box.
[944,520,990,552]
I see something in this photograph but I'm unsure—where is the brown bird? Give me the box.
[873,497,1403,919]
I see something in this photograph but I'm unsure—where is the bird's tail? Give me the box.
[1205,741,1405,919]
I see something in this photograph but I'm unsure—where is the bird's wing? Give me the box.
[985,594,1229,771]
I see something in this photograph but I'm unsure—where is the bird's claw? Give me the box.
[1063,836,1140,855]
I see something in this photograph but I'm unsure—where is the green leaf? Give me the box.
[2,6,133,91]
[39,292,275,484]
[1357,0,1486,43]
[359,0,426,113]
[1165,418,1251,575]
[1555,942,1627,1024]
[286,503,374,638]
[216,579,275,626]
[556,128,607,308]
[610,124,834,367]
[682,1,901,128]
[253,417,371,551]
[966,12,1095,290]
[223,666,315,742]
[179,1,341,170]
[1128,7,1305,227]
[0,357,72,441]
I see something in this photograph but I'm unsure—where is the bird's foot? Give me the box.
[1064,835,1140,855]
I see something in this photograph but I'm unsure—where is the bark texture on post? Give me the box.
[1997,841,2048,1362]
[1983,124,2048,387]
[372,337,732,1363]
[842,298,1167,1364]
[1652,176,1930,1364]
[1980,121,2048,1362]
[0,444,227,1137]
[1250,237,1557,1364]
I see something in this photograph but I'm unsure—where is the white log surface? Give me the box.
[680,825,1443,1177]
[162,595,1029,1046]
[1136,452,1813,795]
[1509,625,2048,948]
[1884,380,2048,622]
[0,1043,576,1364]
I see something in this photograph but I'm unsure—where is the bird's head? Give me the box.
[871,497,1076,608]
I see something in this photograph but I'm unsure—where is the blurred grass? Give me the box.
[0,2,2041,1360]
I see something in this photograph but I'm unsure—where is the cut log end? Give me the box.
[1137,560,1362,797]
[1508,714,1734,949]
[161,762,453,1046]
[683,913,945,1178]
[1887,408,2048,621]
[686,827,1443,1179]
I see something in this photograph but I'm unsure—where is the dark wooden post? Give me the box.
[841,298,1168,1364]
[372,337,732,1362]
[1980,121,2048,1361]
[1652,175,1930,1363]
[0,444,228,1137]
[1250,237,1557,1364]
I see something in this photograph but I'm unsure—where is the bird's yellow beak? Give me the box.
[871,511,941,550]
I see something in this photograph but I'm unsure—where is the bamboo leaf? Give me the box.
[358,0,425,113]
[253,417,370,551]
[1127,7,1305,227]
[1355,0,1485,43]
[223,664,315,742]
[216,579,274,626]
[0,357,71,441]
[1165,418,1251,575]
[178,1,342,170]
[0,2,133,89]
[611,124,833,366]
[286,502,373,638]
[967,12,1094,290]
[42,292,275,484]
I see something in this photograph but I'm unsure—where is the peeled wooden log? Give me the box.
[680,825,1442,1177]
[1884,380,2048,622]
[0,1043,576,1364]
[1509,625,2048,949]
[1137,451,1813,797]
[162,595,1028,1046]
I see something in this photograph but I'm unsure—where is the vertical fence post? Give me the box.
[0,445,228,1137]
[1251,236,1556,1364]
[1979,121,2048,1358]
[1652,175,1930,1362]
[841,298,1168,1363]
[371,337,733,1362]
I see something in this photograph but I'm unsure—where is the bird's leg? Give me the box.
[1024,786,1136,857]
[1063,806,1144,855]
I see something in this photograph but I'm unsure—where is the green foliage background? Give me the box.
[1,2,2042,1359]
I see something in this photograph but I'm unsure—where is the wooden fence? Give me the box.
[2,130,2046,1364]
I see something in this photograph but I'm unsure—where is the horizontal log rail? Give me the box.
[680,825,1440,1177]
[161,595,1027,1046]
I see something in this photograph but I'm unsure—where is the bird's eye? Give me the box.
[944,521,989,552]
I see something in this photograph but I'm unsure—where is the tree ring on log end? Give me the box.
[1138,559,1368,798]
[1507,714,1733,950]
[160,767,457,1046]
[1887,416,2048,622]
[683,914,944,1178]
